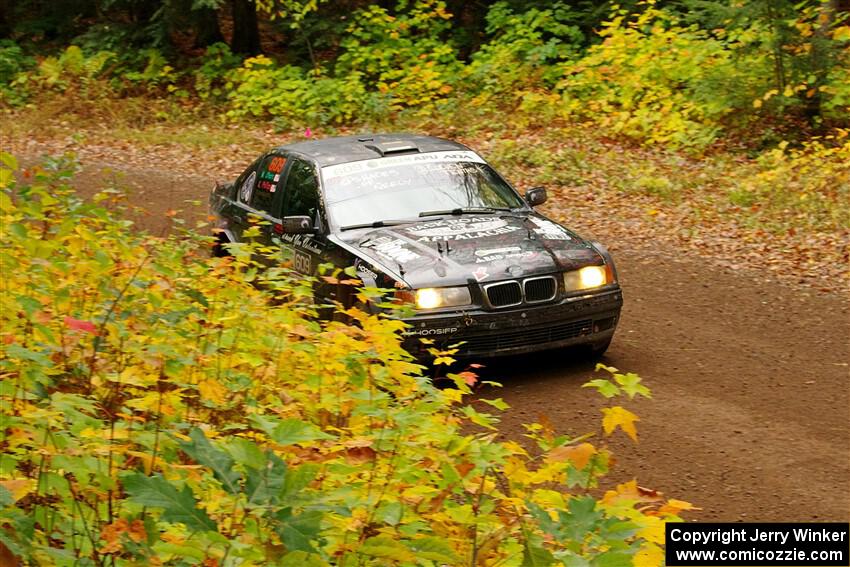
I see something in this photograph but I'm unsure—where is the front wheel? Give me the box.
[586,338,612,360]
[211,232,231,257]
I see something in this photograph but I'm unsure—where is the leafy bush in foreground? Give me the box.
[0,154,689,565]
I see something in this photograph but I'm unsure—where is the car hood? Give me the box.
[337,213,603,288]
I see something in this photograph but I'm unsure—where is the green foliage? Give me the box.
[0,41,34,105]
[4,44,183,102]
[466,1,583,100]
[0,154,687,565]
[224,56,376,127]
[31,45,117,95]
[557,5,758,150]
[193,42,244,101]
[334,0,460,111]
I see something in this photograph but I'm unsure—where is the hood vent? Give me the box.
[364,141,420,157]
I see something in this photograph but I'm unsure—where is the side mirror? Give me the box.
[525,186,547,207]
[279,216,315,234]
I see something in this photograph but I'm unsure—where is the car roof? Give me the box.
[275,133,471,167]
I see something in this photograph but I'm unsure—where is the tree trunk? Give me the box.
[804,0,837,128]
[231,0,261,55]
[193,6,224,48]
[0,0,12,38]
[131,0,160,25]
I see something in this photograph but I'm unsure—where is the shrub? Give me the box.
[334,0,461,112]
[224,56,377,127]
[466,1,583,104]
[0,40,34,105]
[0,153,690,565]
[732,129,850,231]
[556,6,753,150]
[193,43,245,101]
[31,45,116,93]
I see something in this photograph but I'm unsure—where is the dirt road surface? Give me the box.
[45,158,850,522]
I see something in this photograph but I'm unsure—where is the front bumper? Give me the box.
[401,288,622,359]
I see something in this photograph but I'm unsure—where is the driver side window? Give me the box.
[283,159,320,222]
[250,154,287,215]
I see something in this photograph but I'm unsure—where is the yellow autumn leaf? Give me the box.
[502,440,529,457]
[503,456,532,484]
[634,542,664,567]
[639,515,666,545]
[833,25,850,41]
[753,99,763,109]
[529,489,568,510]
[601,406,640,441]
[0,479,35,502]
[198,378,228,405]
[547,442,597,469]
[441,388,464,404]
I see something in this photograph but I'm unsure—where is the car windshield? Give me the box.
[321,151,525,229]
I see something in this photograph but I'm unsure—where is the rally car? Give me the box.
[209,134,622,359]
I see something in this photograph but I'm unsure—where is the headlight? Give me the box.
[563,265,610,292]
[414,286,471,309]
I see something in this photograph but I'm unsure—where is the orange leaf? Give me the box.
[547,442,597,469]
[456,371,477,386]
[64,316,98,334]
[659,498,700,516]
[455,462,474,478]
[345,446,376,464]
[0,479,34,502]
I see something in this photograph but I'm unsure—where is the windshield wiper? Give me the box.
[418,206,515,218]
[339,218,420,231]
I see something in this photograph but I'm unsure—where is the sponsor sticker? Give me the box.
[472,266,489,282]
[322,150,486,180]
[278,233,323,254]
[363,236,420,264]
[403,327,459,337]
[406,217,522,242]
[530,217,571,240]
[267,156,287,174]
[355,262,379,281]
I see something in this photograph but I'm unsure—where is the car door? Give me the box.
[274,156,326,276]
[231,153,287,251]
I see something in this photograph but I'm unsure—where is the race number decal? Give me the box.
[293,251,311,274]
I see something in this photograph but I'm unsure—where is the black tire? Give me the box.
[587,338,612,360]
[212,232,231,257]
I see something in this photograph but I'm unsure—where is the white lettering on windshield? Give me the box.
[322,150,486,180]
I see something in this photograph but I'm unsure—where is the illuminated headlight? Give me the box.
[563,265,610,292]
[414,286,471,310]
